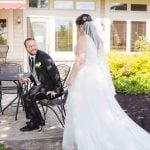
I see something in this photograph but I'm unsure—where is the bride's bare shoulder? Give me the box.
[78,34,90,44]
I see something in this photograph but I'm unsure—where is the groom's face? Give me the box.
[25,40,38,56]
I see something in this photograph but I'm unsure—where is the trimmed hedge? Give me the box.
[107,52,150,94]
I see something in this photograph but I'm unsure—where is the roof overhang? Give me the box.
[0,0,25,9]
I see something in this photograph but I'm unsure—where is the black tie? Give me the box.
[30,57,34,72]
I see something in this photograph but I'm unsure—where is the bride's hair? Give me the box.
[75,14,92,25]
[76,14,101,50]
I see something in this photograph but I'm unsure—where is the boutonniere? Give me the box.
[35,62,42,68]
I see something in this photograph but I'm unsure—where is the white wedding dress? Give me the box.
[62,35,150,150]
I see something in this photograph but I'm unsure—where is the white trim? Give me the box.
[104,18,110,52]
[49,16,55,55]
[146,20,150,43]
[52,17,75,60]
[126,20,131,53]
[0,1,25,4]
[8,10,13,52]
[72,18,77,48]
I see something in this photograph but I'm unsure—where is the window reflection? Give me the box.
[54,0,95,10]
[131,4,147,11]
[131,21,146,51]
[55,19,72,52]
[111,21,126,51]
[110,3,127,10]
[54,1,73,9]
[27,18,47,50]
[76,1,95,10]
[29,0,48,8]
[0,19,7,45]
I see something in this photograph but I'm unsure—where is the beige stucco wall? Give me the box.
[2,0,150,69]
[0,9,24,63]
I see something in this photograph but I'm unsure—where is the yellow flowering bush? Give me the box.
[107,52,150,94]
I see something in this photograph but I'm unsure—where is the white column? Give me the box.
[8,10,13,52]
[23,10,27,72]
[104,18,111,52]
[72,19,77,49]
[49,16,55,55]
[146,20,150,43]
[126,20,131,53]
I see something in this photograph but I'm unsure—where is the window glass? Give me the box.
[131,4,147,11]
[110,3,127,10]
[29,0,48,8]
[55,19,72,52]
[54,0,73,9]
[27,18,47,50]
[131,21,146,51]
[0,19,7,44]
[110,21,126,51]
[76,1,95,10]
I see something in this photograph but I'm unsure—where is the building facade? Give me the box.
[0,0,150,70]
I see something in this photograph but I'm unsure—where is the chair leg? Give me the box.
[57,105,65,124]
[15,97,21,120]
[41,105,47,120]
[47,105,64,128]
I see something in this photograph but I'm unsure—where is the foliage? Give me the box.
[0,144,13,150]
[55,23,72,51]
[0,35,6,45]
[108,52,150,94]
[133,36,150,52]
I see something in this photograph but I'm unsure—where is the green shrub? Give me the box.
[134,36,150,52]
[108,52,150,94]
[0,35,7,45]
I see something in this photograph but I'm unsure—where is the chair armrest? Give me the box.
[34,89,68,106]
[34,92,49,101]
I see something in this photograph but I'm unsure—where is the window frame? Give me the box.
[110,20,127,52]
[0,19,8,45]
[131,4,147,11]
[27,0,49,9]
[75,0,96,10]
[53,0,74,10]
[110,3,128,11]
[53,17,76,61]
[53,0,96,10]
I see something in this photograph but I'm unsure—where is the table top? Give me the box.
[0,72,30,81]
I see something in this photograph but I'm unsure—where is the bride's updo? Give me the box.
[76,14,101,50]
[76,14,93,25]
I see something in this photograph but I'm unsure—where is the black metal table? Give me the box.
[0,72,22,120]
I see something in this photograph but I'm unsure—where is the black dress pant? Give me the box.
[23,84,46,126]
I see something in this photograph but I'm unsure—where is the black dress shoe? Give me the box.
[20,124,39,132]
[40,120,45,126]
[26,120,45,126]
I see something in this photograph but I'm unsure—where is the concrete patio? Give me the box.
[0,94,63,150]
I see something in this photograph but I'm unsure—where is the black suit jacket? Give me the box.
[29,50,63,93]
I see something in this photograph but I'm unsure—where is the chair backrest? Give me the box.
[0,63,22,73]
[57,64,70,87]
[0,45,9,63]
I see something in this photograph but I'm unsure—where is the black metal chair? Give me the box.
[0,63,23,120]
[0,45,9,63]
[34,64,70,128]
[0,63,22,93]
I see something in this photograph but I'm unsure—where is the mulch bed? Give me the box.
[115,93,150,132]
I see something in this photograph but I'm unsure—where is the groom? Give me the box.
[20,38,63,132]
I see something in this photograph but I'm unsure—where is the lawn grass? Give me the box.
[0,144,13,150]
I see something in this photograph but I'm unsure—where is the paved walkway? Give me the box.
[0,94,63,150]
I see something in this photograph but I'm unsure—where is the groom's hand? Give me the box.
[46,91,57,98]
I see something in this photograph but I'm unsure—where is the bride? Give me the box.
[62,14,150,150]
